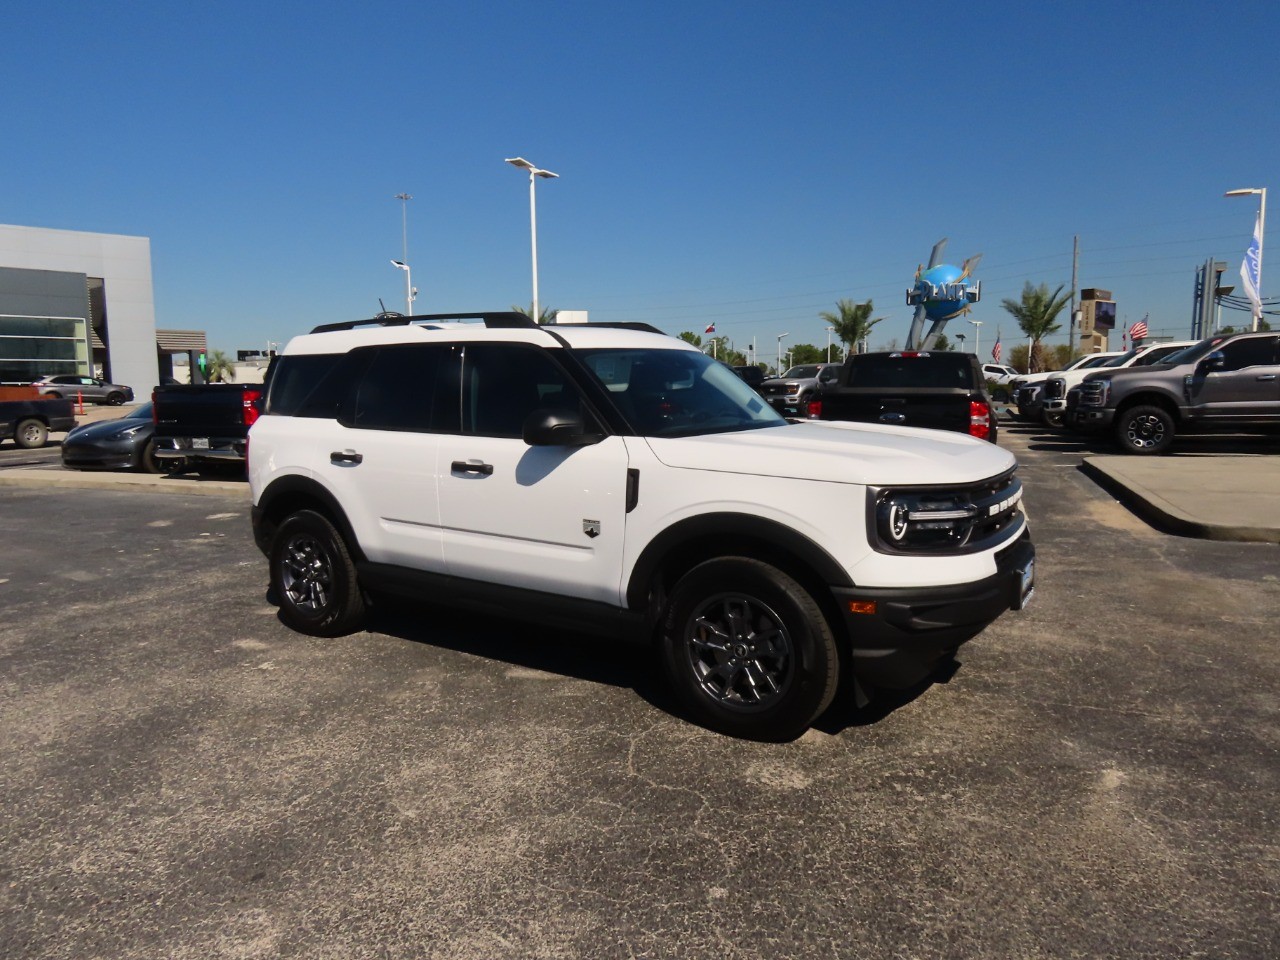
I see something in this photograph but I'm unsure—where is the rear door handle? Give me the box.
[330,449,363,464]
[451,459,493,476]
[1257,374,1277,381]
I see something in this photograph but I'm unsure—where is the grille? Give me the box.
[1080,381,1106,406]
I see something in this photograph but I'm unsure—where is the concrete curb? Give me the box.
[0,469,247,497]
[1080,457,1280,544]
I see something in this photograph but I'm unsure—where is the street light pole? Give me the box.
[1225,187,1267,331]
[967,319,983,359]
[390,260,415,316]
[506,157,559,322]
[394,193,413,314]
[776,333,790,375]
[825,326,835,362]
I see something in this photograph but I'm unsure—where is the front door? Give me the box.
[436,343,630,606]
[1190,335,1280,419]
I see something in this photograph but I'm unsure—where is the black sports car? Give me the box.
[61,403,164,473]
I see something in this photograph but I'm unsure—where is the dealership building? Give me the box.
[0,223,205,393]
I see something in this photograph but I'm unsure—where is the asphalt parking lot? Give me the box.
[1,423,1278,959]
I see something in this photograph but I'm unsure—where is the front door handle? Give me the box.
[451,459,494,476]
[1256,374,1277,381]
[330,449,363,464]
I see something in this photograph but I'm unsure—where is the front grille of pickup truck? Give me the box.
[1079,381,1106,407]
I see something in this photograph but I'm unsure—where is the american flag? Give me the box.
[704,323,716,334]
[1129,316,1149,342]
[992,335,1002,362]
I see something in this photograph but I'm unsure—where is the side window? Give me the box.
[819,367,839,383]
[266,353,349,417]
[1216,337,1279,372]
[352,344,450,432]
[460,344,585,439]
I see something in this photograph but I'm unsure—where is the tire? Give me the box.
[14,418,48,450]
[660,557,839,741]
[270,510,366,636]
[106,392,124,406]
[1114,404,1175,455]
[139,439,164,474]
[45,392,62,400]
[1043,409,1064,428]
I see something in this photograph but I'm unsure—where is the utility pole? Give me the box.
[1068,235,1079,357]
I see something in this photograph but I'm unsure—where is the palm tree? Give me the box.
[206,349,234,383]
[512,303,559,325]
[820,299,882,356]
[1000,282,1072,373]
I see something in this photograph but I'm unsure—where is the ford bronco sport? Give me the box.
[249,313,1034,740]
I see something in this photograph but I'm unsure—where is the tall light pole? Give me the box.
[394,193,413,314]
[506,157,559,323]
[1225,187,1267,331]
[776,333,790,374]
[825,326,836,362]
[967,318,983,358]
[390,260,416,316]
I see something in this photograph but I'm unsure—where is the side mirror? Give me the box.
[522,408,603,447]
[1202,350,1227,372]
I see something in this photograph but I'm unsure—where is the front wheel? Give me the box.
[106,392,125,405]
[1115,404,1175,455]
[1043,409,1064,428]
[269,510,366,636]
[14,418,48,449]
[660,557,839,741]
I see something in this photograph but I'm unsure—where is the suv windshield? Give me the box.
[577,348,785,437]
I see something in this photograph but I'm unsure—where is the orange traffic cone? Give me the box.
[76,390,85,414]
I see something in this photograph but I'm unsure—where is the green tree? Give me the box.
[512,304,559,325]
[933,333,952,351]
[1000,283,1072,373]
[820,299,883,355]
[788,343,828,365]
[206,349,234,383]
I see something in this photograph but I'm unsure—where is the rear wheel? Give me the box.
[1115,404,1175,455]
[270,510,365,636]
[139,439,164,473]
[14,418,48,449]
[660,557,839,741]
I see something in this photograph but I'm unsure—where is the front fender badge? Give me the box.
[583,520,601,539]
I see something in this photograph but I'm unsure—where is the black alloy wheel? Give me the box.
[270,510,366,636]
[661,557,839,741]
[106,392,125,405]
[1116,404,1175,455]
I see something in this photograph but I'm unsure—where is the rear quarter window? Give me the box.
[265,353,352,417]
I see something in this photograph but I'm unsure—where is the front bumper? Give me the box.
[831,532,1034,689]
[1065,407,1115,430]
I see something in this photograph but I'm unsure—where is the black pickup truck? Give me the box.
[1,396,77,449]
[151,383,264,472]
[807,351,998,442]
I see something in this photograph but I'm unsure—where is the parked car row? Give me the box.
[1007,332,1280,454]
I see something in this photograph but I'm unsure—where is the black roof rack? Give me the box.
[310,311,538,334]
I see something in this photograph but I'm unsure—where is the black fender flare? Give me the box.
[624,512,851,610]
[255,474,366,562]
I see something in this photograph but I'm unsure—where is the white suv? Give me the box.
[249,313,1035,740]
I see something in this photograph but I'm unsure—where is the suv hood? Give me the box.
[644,421,1014,487]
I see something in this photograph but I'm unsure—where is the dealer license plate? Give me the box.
[192,437,210,450]
[1015,558,1035,610]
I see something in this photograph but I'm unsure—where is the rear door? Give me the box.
[436,343,630,606]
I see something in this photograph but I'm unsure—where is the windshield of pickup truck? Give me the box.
[577,348,785,437]
[781,365,821,378]
[844,353,974,388]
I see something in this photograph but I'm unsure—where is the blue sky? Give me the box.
[3,1,1276,362]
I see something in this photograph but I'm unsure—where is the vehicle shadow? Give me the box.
[279,591,936,741]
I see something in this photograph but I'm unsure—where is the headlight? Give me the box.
[875,491,979,550]
[1080,377,1110,407]
[869,473,1024,554]
[109,424,149,440]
